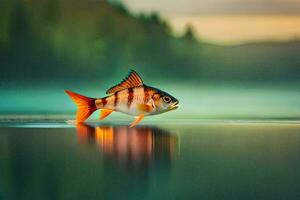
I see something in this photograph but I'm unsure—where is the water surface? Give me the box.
[0,121,300,200]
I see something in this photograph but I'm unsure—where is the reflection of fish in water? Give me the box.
[77,124,178,168]
[65,70,179,127]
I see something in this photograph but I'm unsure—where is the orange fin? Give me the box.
[137,103,153,113]
[130,115,144,128]
[100,109,114,120]
[106,70,143,94]
[65,90,97,124]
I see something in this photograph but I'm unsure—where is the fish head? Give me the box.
[152,89,179,113]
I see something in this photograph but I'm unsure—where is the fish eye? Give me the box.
[163,96,171,103]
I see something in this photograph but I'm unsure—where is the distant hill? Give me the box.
[0,0,299,83]
[197,41,300,81]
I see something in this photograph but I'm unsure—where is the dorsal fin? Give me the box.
[106,70,144,94]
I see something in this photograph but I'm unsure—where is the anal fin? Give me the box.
[130,115,144,128]
[100,109,114,120]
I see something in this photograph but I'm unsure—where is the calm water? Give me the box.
[1,121,300,200]
[1,83,300,119]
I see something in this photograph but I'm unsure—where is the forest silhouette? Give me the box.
[0,0,299,83]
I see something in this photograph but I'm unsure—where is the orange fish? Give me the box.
[65,70,179,127]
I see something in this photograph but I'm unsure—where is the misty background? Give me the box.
[0,0,299,119]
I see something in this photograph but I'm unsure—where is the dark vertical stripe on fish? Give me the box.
[114,92,119,107]
[144,86,149,104]
[128,88,134,108]
[102,98,107,107]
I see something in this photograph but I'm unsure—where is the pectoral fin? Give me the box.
[137,103,153,113]
[130,115,144,128]
[100,109,114,120]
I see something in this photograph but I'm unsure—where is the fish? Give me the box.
[65,70,179,127]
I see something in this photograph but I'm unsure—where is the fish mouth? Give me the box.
[170,101,179,110]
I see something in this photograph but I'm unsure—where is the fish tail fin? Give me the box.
[65,90,97,123]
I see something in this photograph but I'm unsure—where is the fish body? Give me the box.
[65,70,179,127]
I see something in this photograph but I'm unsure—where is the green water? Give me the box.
[0,121,300,200]
[1,83,300,119]
[0,83,300,199]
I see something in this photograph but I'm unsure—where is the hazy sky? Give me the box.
[122,0,300,15]
[166,15,300,44]
[120,0,300,44]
